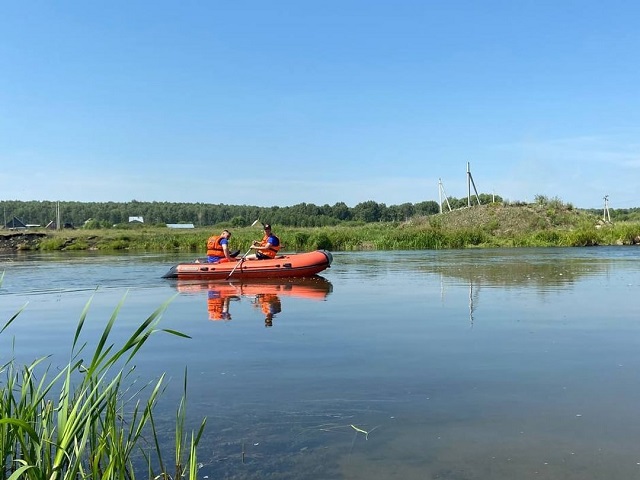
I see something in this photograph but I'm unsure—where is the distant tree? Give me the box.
[331,202,352,221]
[447,197,467,210]
[397,202,415,221]
[230,216,245,227]
[534,194,548,205]
[478,193,502,204]
[414,200,439,216]
[353,201,385,222]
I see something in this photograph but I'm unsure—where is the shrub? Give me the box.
[293,232,310,250]
[39,238,67,251]
[310,233,333,250]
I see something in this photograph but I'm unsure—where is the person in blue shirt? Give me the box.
[245,224,281,260]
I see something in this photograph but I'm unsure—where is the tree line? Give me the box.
[1,199,439,228]
[584,207,640,222]
[1,195,506,229]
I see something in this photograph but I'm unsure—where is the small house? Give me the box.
[4,217,27,230]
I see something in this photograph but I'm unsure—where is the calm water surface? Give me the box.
[1,247,640,479]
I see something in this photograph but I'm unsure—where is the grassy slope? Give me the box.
[418,203,640,248]
[422,202,589,234]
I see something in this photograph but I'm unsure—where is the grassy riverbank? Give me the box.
[3,203,640,252]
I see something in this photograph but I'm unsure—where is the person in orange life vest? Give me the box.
[245,224,280,260]
[206,229,238,263]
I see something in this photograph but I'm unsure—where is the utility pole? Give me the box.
[603,195,611,223]
[466,162,481,206]
[438,178,452,213]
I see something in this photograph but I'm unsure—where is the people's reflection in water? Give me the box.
[181,276,331,325]
[207,289,239,321]
[253,293,282,327]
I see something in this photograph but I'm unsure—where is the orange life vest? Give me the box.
[207,235,225,257]
[258,233,280,259]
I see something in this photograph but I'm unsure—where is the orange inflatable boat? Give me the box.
[162,250,333,280]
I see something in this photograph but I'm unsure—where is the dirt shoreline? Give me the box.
[0,232,48,252]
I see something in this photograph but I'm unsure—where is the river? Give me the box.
[1,247,640,479]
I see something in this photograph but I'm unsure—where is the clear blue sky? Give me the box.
[1,1,638,209]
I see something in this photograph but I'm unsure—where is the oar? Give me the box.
[226,219,261,280]
[225,248,250,280]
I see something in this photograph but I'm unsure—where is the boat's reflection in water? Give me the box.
[175,276,333,326]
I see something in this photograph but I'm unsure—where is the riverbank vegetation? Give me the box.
[2,199,639,252]
[0,297,204,480]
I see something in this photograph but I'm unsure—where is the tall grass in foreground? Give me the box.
[0,295,206,480]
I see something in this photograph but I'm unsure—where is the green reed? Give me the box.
[0,294,205,480]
